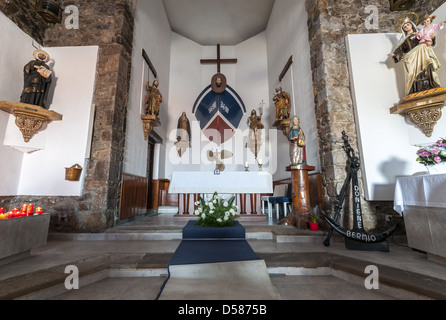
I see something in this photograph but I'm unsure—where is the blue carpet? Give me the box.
[169,239,259,266]
[156,221,259,299]
[182,220,246,239]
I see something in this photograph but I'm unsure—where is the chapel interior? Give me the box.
[0,0,446,301]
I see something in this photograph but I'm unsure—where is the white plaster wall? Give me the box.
[347,3,446,201]
[0,11,34,195]
[165,32,270,178]
[165,32,203,175]
[0,12,97,197]
[235,32,271,170]
[16,46,98,196]
[123,0,171,178]
[266,0,320,181]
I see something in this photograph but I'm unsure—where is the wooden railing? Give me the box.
[119,173,148,220]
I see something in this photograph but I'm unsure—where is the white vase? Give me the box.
[426,162,446,174]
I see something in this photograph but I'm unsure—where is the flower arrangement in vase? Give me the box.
[194,192,239,227]
[416,138,446,174]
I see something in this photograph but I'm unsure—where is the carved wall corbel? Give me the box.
[141,114,161,140]
[407,105,443,138]
[390,88,446,137]
[272,119,290,138]
[0,101,63,143]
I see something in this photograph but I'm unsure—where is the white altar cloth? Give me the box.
[168,171,273,194]
[394,174,446,215]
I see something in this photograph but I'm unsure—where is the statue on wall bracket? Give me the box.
[141,80,161,140]
[0,49,62,143]
[272,86,291,138]
[388,13,446,137]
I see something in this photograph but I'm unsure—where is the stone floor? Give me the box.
[1,210,446,301]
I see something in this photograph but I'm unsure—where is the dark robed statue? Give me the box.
[20,49,52,109]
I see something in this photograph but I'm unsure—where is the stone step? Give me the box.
[48,225,330,242]
[4,251,445,300]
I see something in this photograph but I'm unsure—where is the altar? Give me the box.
[168,171,273,221]
[394,173,446,264]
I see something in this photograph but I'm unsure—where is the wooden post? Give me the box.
[279,164,315,228]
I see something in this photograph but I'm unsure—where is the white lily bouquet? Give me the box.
[194,192,239,227]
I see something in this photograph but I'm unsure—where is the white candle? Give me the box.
[258,158,262,165]
[245,162,249,168]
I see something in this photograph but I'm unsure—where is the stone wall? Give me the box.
[2,0,445,233]
[43,0,134,232]
[0,0,49,44]
[304,0,444,233]
[0,0,134,232]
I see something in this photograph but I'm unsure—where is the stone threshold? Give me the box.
[2,251,444,300]
[48,226,331,243]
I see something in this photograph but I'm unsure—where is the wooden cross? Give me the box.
[200,44,237,73]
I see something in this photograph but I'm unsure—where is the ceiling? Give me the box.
[162,0,276,45]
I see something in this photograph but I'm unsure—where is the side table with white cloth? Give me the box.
[169,171,273,221]
[394,173,446,264]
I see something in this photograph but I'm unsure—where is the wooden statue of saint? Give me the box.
[176,112,191,146]
[273,86,290,121]
[248,109,264,141]
[388,15,441,95]
[288,116,306,165]
[20,49,52,109]
[145,80,162,116]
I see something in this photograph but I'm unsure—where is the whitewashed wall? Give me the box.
[346,4,446,201]
[15,46,97,196]
[0,12,97,196]
[165,32,270,178]
[266,0,320,181]
[0,11,34,195]
[123,0,172,178]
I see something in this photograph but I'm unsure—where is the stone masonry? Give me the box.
[1,0,445,232]
[305,0,445,233]
[0,0,135,232]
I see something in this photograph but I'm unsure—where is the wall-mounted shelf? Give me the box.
[0,101,63,143]
[390,88,446,138]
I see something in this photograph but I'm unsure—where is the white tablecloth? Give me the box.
[168,171,273,194]
[394,174,446,215]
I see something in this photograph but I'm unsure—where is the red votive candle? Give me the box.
[0,208,5,214]
[27,204,34,215]
[35,207,43,215]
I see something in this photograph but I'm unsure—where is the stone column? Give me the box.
[304,0,407,231]
[42,0,135,232]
